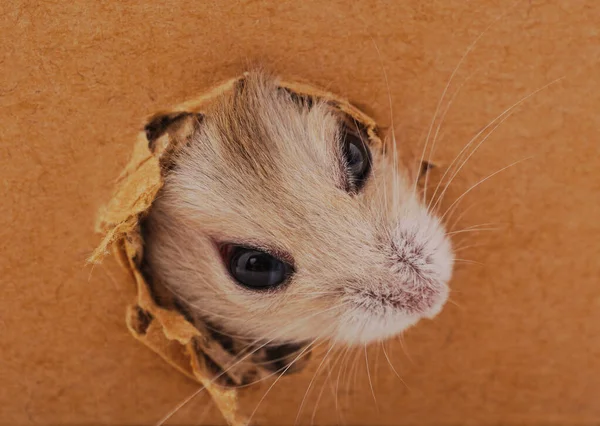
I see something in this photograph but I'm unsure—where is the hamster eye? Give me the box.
[341,125,371,192]
[220,244,294,290]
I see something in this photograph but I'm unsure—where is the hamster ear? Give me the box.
[415,160,438,191]
[144,111,204,153]
[419,160,435,180]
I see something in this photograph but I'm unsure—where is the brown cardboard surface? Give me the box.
[1,1,599,425]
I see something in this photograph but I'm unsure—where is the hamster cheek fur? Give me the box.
[142,70,454,348]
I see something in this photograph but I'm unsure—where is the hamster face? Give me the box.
[142,71,454,347]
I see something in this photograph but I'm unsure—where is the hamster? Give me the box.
[140,70,454,360]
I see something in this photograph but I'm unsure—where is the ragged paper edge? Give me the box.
[88,73,382,426]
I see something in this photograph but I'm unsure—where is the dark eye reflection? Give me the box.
[220,244,294,290]
[341,125,371,192]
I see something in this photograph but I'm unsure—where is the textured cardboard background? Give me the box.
[1,0,599,424]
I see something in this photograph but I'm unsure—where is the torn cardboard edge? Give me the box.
[89,72,382,426]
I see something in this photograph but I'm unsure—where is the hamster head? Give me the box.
[142,71,454,348]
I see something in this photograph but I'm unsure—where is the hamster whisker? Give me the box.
[232,301,352,353]
[450,222,497,230]
[440,155,533,223]
[249,305,351,341]
[364,344,379,410]
[449,228,500,238]
[311,350,340,425]
[327,346,353,424]
[295,341,337,425]
[445,199,485,233]
[430,77,563,214]
[233,334,332,391]
[415,0,516,199]
[179,338,324,426]
[354,345,366,394]
[228,301,354,371]
[446,296,464,311]
[446,223,500,236]
[193,392,215,425]
[334,343,354,422]
[453,242,489,253]
[396,332,414,365]
[154,385,206,426]
[234,339,325,390]
[423,65,483,206]
[453,258,483,266]
[381,341,410,390]
[351,343,364,392]
[369,34,395,214]
[340,345,358,397]
[247,327,336,426]
[157,309,343,426]
[374,341,382,387]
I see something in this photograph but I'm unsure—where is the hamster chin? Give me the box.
[333,272,451,346]
[142,69,455,349]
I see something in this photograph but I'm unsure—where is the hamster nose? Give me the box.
[389,239,430,276]
[386,230,453,300]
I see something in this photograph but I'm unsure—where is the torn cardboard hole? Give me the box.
[89,72,383,425]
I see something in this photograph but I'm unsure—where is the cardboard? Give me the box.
[2,0,600,424]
